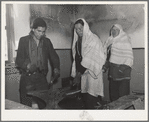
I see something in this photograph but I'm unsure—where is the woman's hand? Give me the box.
[102,66,107,73]
[73,72,81,86]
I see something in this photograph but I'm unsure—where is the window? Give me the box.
[4,5,8,61]
[5,4,16,63]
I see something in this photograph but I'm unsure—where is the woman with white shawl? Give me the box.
[103,24,134,102]
[71,18,105,109]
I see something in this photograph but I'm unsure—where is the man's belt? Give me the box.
[24,68,46,76]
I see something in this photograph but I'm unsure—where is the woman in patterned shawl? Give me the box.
[103,24,134,102]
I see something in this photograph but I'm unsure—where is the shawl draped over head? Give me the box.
[71,18,105,97]
[71,18,105,79]
[104,24,134,67]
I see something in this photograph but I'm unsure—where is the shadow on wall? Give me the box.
[29,4,144,49]
[78,4,144,32]
[89,18,144,48]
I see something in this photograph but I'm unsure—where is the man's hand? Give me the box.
[51,68,60,84]
[27,64,37,74]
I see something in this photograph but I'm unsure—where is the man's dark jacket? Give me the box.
[15,35,60,74]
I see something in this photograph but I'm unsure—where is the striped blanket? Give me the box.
[104,24,133,67]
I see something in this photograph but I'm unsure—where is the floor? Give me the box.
[58,95,85,109]
[58,94,108,109]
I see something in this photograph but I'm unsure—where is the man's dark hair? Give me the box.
[74,19,84,26]
[32,18,47,29]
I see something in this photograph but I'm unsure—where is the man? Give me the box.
[103,24,134,102]
[71,18,105,109]
[15,18,60,109]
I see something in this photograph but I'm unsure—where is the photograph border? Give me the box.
[1,1,148,121]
